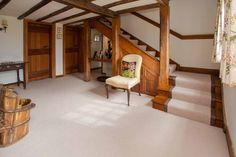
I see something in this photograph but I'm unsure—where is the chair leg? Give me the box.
[138,84,141,96]
[105,84,109,99]
[127,89,131,106]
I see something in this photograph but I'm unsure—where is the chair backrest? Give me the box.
[122,54,142,81]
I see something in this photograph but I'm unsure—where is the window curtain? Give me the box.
[212,0,236,87]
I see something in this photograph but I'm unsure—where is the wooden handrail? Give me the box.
[131,12,214,40]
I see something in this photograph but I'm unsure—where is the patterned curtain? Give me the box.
[213,0,236,87]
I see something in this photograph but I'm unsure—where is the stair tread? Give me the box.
[172,71,211,92]
[172,86,211,107]
[168,99,211,124]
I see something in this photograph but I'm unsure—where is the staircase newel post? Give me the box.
[84,20,91,81]
[159,2,170,91]
[112,15,121,76]
[152,1,171,111]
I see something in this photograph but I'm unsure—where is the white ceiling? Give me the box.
[45,8,84,23]
[92,0,120,6]
[111,0,157,11]
[0,0,41,17]
[61,13,98,24]
[27,1,66,20]
[0,0,159,24]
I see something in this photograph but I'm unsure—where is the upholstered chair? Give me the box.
[105,54,143,106]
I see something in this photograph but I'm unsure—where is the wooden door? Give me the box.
[28,23,51,81]
[65,27,80,74]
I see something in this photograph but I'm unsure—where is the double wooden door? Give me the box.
[27,23,52,81]
[65,27,80,74]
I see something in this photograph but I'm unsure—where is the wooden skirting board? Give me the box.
[178,66,219,76]
[211,75,223,128]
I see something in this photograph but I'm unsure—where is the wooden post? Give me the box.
[23,20,29,83]
[158,2,170,91]
[112,16,120,76]
[83,20,91,81]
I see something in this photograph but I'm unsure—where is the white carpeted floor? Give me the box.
[0,73,229,157]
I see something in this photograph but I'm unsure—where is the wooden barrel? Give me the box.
[0,86,35,147]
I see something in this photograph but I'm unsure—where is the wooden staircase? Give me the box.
[90,18,178,96]
[91,18,159,96]
[90,18,223,128]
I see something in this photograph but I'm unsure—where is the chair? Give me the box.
[105,54,143,106]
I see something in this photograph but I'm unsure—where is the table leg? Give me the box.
[17,69,20,86]
[23,65,26,89]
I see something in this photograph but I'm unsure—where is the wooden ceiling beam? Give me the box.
[52,0,136,24]
[53,11,89,23]
[37,0,94,22]
[116,3,160,15]
[103,0,138,8]
[36,6,73,21]
[0,0,11,10]
[18,0,52,20]
[53,0,115,17]
[64,16,98,26]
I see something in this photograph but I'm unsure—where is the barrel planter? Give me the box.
[0,87,35,147]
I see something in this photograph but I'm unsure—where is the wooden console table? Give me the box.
[0,62,26,89]
[89,58,112,74]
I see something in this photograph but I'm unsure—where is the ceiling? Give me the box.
[0,0,161,26]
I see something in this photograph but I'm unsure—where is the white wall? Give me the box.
[0,15,23,84]
[121,0,219,69]
[55,23,63,76]
[223,85,236,153]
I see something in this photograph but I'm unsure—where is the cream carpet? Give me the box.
[0,73,229,157]
[168,71,212,124]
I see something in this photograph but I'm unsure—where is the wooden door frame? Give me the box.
[63,25,66,76]
[23,19,56,82]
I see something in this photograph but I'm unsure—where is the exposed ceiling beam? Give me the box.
[37,0,94,22]
[64,16,97,26]
[37,6,73,21]
[116,3,160,15]
[103,0,138,8]
[53,11,89,23]
[53,0,115,17]
[18,0,52,20]
[52,0,136,24]
[0,0,11,10]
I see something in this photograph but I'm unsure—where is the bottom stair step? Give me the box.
[167,99,211,124]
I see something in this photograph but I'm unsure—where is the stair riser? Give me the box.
[138,46,147,51]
